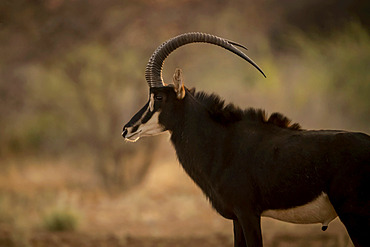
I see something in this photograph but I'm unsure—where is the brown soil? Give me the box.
[1,229,233,247]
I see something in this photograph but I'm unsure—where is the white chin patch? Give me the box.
[125,130,142,142]
[125,137,140,142]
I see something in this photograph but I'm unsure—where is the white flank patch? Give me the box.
[262,192,337,227]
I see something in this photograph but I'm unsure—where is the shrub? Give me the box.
[284,22,370,132]
[42,208,80,232]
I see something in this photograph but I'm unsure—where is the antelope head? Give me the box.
[122,32,265,142]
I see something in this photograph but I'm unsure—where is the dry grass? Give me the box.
[0,142,354,246]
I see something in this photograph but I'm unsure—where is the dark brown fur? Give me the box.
[192,90,301,130]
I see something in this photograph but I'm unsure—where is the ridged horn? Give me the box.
[145,32,266,88]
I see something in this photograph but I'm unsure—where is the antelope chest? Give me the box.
[261,192,338,228]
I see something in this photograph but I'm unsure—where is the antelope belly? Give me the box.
[262,192,337,225]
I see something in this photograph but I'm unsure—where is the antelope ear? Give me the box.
[173,68,185,99]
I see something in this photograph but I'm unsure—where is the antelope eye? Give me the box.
[155,95,163,101]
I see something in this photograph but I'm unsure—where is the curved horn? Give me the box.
[145,32,266,88]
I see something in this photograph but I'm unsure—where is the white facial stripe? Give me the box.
[129,97,154,129]
[132,106,150,128]
[149,93,154,112]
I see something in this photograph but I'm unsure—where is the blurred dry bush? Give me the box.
[285,23,370,131]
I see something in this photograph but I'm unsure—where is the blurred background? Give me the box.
[0,0,369,246]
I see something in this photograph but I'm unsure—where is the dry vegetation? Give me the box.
[0,0,369,246]
[0,148,353,247]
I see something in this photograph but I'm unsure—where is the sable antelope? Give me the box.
[122,32,370,247]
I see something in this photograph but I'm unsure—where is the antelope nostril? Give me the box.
[122,128,128,138]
